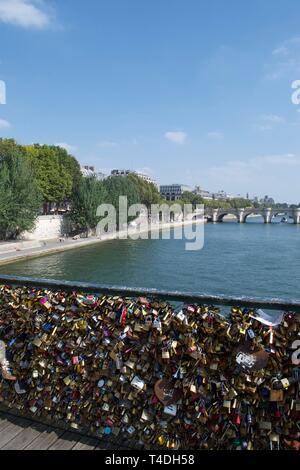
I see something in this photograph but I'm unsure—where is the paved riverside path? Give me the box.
[0,410,142,450]
[0,237,110,266]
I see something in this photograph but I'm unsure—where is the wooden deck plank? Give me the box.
[0,418,29,449]
[0,415,19,433]
[72,436,99,450]
[48,431,79,450]
[0,411,137,450]
[25,428,65,450]
[1,422,46,450]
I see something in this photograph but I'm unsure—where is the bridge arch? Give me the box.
[272,211,295,223]
[217,211,239,223]
[242,211,266,223]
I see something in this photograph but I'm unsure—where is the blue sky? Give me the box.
[1,0,300,202]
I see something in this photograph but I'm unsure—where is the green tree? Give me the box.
[180,191,204,208]
[0,139,41,240]
[103,175,139,227]
[24,144,81,212]
[204,199,231,209]
[70,176,108,236]
[103,175,140,208]
[103,174,162,226]
[229,198,253,209]
[128,174,162,208]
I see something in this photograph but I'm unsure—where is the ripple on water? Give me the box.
[0,222,300,300]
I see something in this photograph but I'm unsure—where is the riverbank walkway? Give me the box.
[0,409,141,450]
[0,237,105,266]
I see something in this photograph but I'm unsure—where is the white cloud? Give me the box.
[207,131,224,139]
[202,153,300,202]
[257,114,285,131]
[0,118,11,129]
[98,140,118,148]
[258,125,272,131]
[272,46,289,57]
[265,36,300,80]
[261,114,285,124]
[261,153,300,165]
[55,143,77,154]
[164,131,187,144]
[0,0,53,29]
[207,153,300,177]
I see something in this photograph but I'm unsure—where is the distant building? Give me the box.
[160,184,192,201]
[194,186,237,201]
[135,171,158,187]
[194,186,213,200]
[260,195,275,205]
[213,190,229,200]
[81,166,106,180]
[111,169,131,177]
[110,169,157,187]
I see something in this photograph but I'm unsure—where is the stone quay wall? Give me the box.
[20,215,72,241]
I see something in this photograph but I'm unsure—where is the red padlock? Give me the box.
[234,413,241,425]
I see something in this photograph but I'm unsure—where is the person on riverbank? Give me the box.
[0,340,16,381]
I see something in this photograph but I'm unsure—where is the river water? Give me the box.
[0,218,299,300]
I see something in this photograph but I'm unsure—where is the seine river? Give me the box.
[1,218,300,301]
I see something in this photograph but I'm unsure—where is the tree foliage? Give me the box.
[128,174,161,207]
[102,174,162,227]
[70,176,108,235]
[24,144,81,207]
[180,191,205,208]
[178,192,258,209]
[0,139,42,240]
[229,197,252,209]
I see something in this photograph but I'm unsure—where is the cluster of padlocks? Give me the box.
[0,284,300,450]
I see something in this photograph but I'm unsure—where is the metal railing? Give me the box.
[0,274,300,312]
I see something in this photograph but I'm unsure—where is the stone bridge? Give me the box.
[204,207,300,224]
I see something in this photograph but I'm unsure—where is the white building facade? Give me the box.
[110,169,157,187]
[81,166,106,180]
